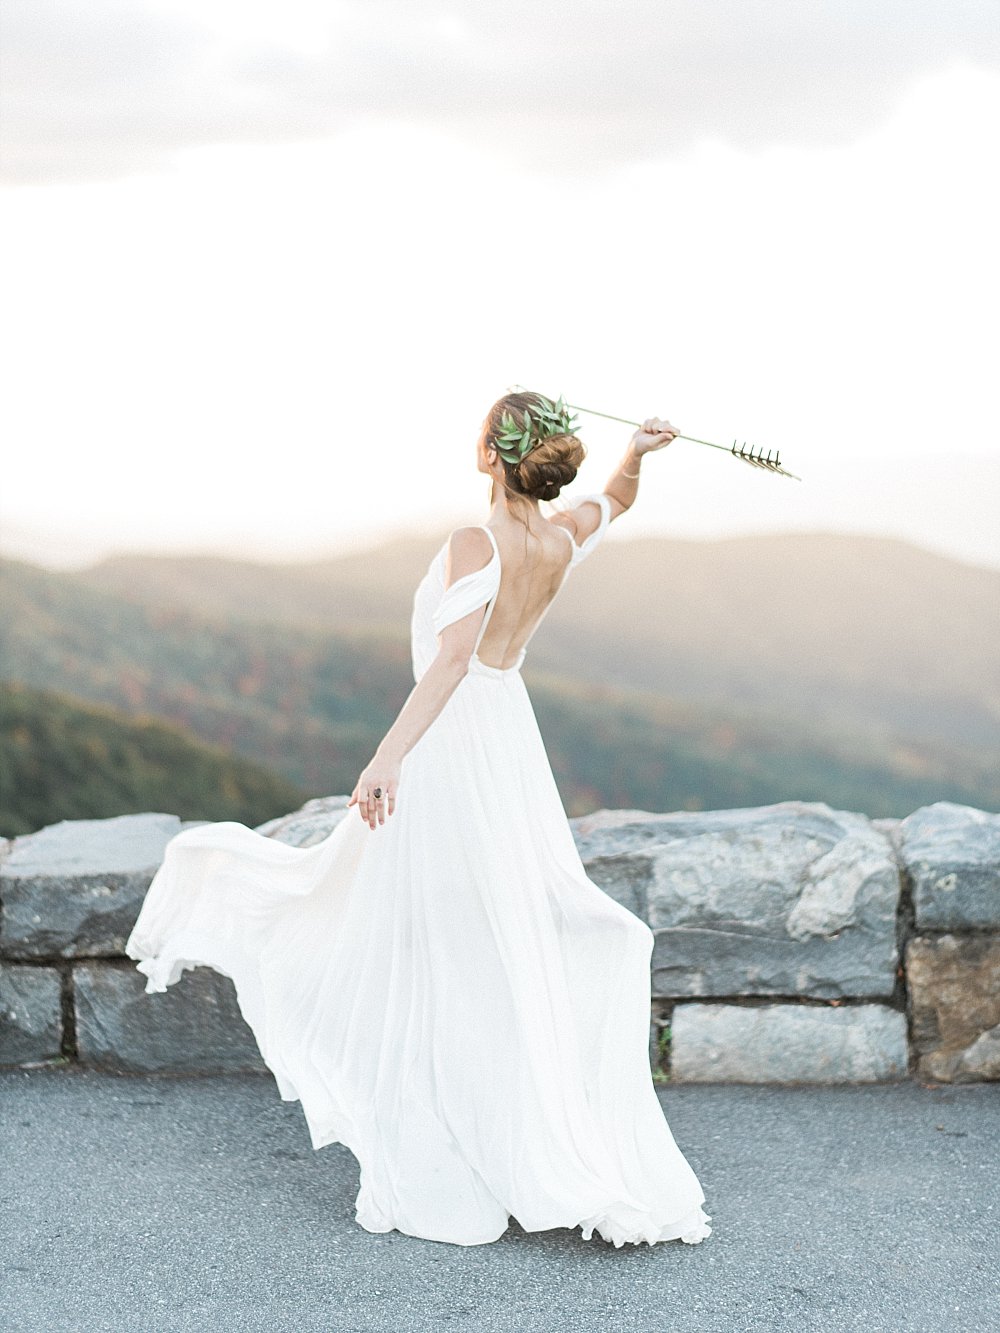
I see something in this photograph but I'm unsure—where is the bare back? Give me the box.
[448,495,607,670]
[472,519,577,670]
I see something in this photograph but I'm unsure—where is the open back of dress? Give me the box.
[125,488,713,1249]
[411,491,614,683]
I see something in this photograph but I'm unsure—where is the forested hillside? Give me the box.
[3,528,997,837]
[78,531,1000,751]
[0,681,308,839]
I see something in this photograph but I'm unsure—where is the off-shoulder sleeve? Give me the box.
[431,553,501,636]
[551,491,612,567]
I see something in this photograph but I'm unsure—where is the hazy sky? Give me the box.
[2,1,998,570]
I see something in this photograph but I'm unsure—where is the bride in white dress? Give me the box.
[125,390,713,1248]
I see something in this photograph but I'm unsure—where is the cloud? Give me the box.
[2,0,998,183]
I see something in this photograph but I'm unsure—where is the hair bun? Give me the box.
[514,432,586,501]
[484,390,587,501]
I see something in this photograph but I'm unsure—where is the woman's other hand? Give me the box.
[630,417,680,456]
[348,753,401,829]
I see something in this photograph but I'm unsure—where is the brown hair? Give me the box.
[483,390,586,504]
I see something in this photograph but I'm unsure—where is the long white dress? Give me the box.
[125,492,713,1248]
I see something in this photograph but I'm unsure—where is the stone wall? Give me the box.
[1,798,997,1084]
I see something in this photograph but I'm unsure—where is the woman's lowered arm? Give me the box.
[348,528,493,829]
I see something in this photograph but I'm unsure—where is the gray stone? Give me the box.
[0,812,184,958]
[906,933,1000,1082]
[74,961,268,1073]
[575,850,650,919]
[958,1024,1000,1078]
[0,962,63,1065]
[899,801,1000,930]
[573,800,900,999]
[871,815,903,853]
[669,1002,909,1083]
[253,795,352,847]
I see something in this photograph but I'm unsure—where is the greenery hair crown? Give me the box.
[494,393,580,466]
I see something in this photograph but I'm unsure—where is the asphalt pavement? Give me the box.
[1,1069,996,1333]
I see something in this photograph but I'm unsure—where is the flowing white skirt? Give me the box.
[125,657,712,1247]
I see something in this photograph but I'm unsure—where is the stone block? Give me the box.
[899,801,1000,930]
[74,961,268,1074]
[905,933,1000,1082]
[573,801,900,999]
[1,812,184,958]
[0,962,63,1065]
[669,1002,909,1083]
[253,795,352,847]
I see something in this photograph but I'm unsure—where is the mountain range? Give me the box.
[2,528,996,835]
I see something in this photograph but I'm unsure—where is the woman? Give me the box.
[125,389,713,1249]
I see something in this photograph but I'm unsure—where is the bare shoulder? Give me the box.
[442,525,494,584]
[548,491,623,545]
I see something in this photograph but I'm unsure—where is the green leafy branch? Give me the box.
[494,394,580,466]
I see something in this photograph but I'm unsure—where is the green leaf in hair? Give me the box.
[492,392,577,464]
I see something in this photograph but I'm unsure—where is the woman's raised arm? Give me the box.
[601,415,680,522]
